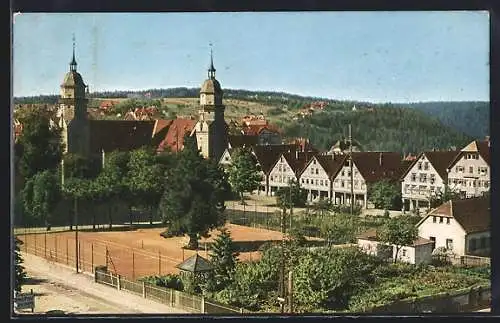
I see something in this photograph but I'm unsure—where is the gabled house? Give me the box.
[331,152,403,208]
[416,196,490,257]
[400,150,460,212]
[446,139,490,198]
[241,124,282,145]
[299,153,346,202]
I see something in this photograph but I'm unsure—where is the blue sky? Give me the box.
[13,11,489,103]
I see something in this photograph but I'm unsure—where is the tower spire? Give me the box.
[208,43,216,79]
[70,34,77,72]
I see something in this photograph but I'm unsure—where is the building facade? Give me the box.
[446,140,490,198]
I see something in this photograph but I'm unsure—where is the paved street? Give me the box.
[15,252,188,315]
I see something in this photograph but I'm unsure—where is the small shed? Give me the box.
[175,253,214,279]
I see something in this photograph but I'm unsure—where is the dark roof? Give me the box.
[351,152,402,183]
[88,120,156,153]
[399,150,460,181]
[425,196,490,234]
[252,144,299,174]
[62,71,85,88]
[424,151,461,179]
[175,253,214,273]
[298,153,346,179]
[228,135,258,149]
[357,228,433,247]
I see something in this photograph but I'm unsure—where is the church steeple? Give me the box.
[70,34,77,72]
[208,44,216,79]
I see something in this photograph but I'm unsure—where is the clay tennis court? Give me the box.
[17,224,286,280]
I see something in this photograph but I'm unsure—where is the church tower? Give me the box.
[58,36,90,157]
[194,47,228,160]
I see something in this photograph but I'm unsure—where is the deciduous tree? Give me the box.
[228,148,262,204]
[17,110,63,179]
[368,180,402,211]
[377,215,418,263]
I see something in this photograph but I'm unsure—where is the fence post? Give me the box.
[132,252,135,280]
[142,281,146,298]
[91,243,94,273]
[158,251,161,275]
[34,234,37,256]
[201,295,205,314]
[66,238,69,265]
[79,241,82,272]
[44,232,47,259]
[117,274,121,290]
[25,234,28,253]
[55,236,57,262]
[170,289,174,307]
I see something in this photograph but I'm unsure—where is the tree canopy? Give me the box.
[228,148,262,203]
[377,215,419,263]
[275,179,308,209]
[17,110,63,179]
[159,136,228,249]
[368,180,402,211]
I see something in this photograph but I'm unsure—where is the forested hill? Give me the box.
[280,108,473,154]
[14,88,486,153]
[399,101,489,139]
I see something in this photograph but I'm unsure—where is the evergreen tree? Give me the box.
[228,148,262,204]
[14,237,27,293]
[160,135,228,249]
[209,228,240,291]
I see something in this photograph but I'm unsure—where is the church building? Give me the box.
[57,40,229,162]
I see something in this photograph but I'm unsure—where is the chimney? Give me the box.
[379,152,383,166]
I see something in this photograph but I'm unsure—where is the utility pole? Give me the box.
[349,124,354,216]
[74,197,79,273]
[280,205,286,314]
[288,270,293,313]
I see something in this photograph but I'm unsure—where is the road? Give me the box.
[15,252,188,315]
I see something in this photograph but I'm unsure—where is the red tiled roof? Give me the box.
[153,119,173,136]
[242,124,282,136]
[157,118,196,153]
[448,140,490,168]
[425,196,490,234]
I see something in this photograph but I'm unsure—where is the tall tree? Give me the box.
[429,184,463,208]
[17,110,63,179]
[208,228,240,291]
[95,151,130,229]
[22,170,61,230]
[228,148,262,204]
[160,135,228,249]
[126,147,166,225]
[14,237,27,293]
[368,180,402,211]
[377,215,418,263]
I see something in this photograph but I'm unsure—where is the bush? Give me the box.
[160,228,183,239]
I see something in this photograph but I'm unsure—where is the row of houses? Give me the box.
[219,137,490,211]
[357,195,490,264]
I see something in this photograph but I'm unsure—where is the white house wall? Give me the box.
[299,157,331,201]
[401,154,446,209]
[447,154,490,198]
[331,163,367,205]
[417,215,466,256]
[268,155,297,195]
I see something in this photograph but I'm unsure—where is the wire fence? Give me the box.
[94,270,247,314]
[18,231,185,280]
